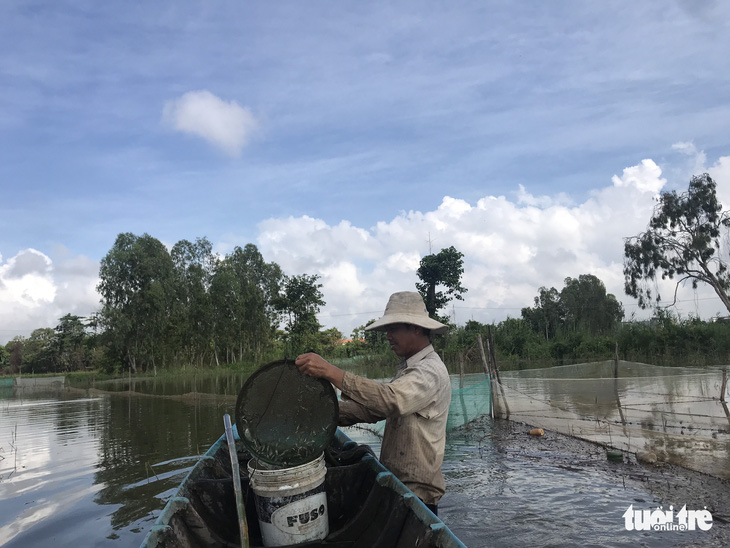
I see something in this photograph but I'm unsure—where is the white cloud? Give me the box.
[162,90,258,157]
[256,157,727,335]
[0,249,100,344]
[516,185,574,208]
[610,159,666,194]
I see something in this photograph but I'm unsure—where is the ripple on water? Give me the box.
[439,426,722,548]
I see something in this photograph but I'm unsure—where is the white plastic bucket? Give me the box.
[247,453,329,547]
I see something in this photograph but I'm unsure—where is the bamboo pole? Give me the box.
[613,342,626,426]
[487,326,510,419]
[224,414,249,548]
[476,334,495,419]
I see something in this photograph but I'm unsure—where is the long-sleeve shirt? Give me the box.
[338,344,451,505]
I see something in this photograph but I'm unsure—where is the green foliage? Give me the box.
[53,314,89,371]
[273,273,325,356]
[2,316,99,374]
[560,275,624,334]
[210,244,284,364]
[614,311,730,366]
[521,274,624,338]
[7,337,23,373]
[96,233,292,372]
[416,246,467,320]
[360,320,390,352]
[493,317,545,360]
[170,237,216,367]
[317,327,343,354]
[521,286,563,339]
[434,313,730,371]
[624,173,730,313]
[97,233,176,373]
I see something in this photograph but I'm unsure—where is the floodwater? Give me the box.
[497,361,730,480]
[0,370,726,547]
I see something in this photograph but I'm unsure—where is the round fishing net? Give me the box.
[235,359,338,467]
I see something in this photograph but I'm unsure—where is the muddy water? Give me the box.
[0,373,726,547]
[497,361,730,481]
[345,419,729,547]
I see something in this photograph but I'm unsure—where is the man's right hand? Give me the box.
[295,353,345,389]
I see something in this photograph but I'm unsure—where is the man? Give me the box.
[295,291,451,515]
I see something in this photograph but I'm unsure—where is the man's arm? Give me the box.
[338,397,386,426]
[295,353,385,425]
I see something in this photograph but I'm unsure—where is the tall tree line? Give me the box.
[2,314,95,374]
[97,233,321,373]
[521,274,625,339]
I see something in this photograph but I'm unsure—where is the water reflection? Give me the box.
[68,371,252,397]
[0,381,238,547]
[0,393,103,546]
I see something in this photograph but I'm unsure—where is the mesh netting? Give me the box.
[493,360,730,479]
[447,375,492,430]
[235,360,338,467]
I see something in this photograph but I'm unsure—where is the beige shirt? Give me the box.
[338,344,451,505]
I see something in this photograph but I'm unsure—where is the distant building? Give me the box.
[336,338,365,345]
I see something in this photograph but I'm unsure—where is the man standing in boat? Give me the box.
[295,291,451,516]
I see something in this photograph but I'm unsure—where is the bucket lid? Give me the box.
[235,359,338,467]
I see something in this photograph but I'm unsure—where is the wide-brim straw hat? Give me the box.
[364,291,449,335]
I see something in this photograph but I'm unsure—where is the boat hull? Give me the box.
[141,429,465,548]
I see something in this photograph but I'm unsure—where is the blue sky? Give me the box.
[2,1,730,343]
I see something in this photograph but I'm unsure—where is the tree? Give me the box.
[97,233,176,373]
[560,274,624,334]
[493,317,541,358]
[53,314,88,371]
[522,275,624,337]
[521,286,564,340]
[22,328,56,372]
[208,244,284,364]
[353,319,388,352]
[170,237,216,366]
[8,337,24,374]
[624,173,730,313]
[317,327,343,355]
[416,246,467,320]
[273,274,325,354]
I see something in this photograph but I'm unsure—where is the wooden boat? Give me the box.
[141,428,466,548]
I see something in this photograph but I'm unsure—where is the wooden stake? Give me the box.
[487,326,510,419]
[476,334,491,377]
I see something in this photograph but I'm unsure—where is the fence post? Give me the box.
[477,334,491,377]
[487,326,510,419]
[721,368,728,403]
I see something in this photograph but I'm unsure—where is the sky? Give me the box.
[2,1,730,344]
